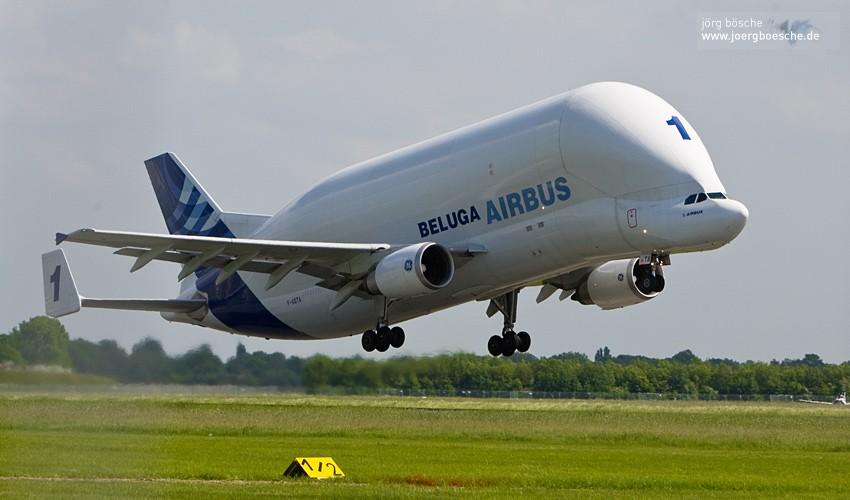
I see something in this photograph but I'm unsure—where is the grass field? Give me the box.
[1,391,849,498]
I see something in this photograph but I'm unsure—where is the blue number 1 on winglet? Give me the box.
[666,116,691,140]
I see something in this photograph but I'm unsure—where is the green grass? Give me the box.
[1,392,849,498]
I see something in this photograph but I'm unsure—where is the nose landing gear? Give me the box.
[486,289,531,357]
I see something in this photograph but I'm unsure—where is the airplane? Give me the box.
[41,81,748,357]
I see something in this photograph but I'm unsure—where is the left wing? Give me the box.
[57,228,391,291]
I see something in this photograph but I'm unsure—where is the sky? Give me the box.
[1,1,848,363]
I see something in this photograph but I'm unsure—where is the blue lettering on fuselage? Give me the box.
[417,176,572,237]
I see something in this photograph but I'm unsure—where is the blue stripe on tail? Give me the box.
[144,153,234,238]
[144,152,305,338]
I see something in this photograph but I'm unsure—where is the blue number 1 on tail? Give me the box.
[666,116,691,140]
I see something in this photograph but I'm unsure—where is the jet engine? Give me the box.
[571,258,664,310]
[366,242,454,299]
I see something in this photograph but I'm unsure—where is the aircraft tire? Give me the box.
[501,332,518,357]
[390,327,405,348]
[487,335,503,357]
[361,330,377,352]
[517,331,531,353]
[376,326,391,352]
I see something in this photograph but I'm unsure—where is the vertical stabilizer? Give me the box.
[144,153,235,238]
[42,249,82,318]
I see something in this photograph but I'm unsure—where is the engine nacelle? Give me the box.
[366,243,454,299]
[571,258,662,310]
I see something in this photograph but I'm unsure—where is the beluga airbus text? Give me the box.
[42,82,748,356]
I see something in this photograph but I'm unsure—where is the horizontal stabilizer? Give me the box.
[81,298,205,313]
[41,249,207,317]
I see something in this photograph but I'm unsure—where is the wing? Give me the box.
[57,228,485,298]
[57,228,392,291]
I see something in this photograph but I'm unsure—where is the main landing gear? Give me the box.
[361,325,405,352]
[361,296,405,353]
[487,289,531,357]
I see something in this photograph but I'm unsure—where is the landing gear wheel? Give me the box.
[361,330,376,352]
[501,331,518,357]
[516,331,531,353]
[652,275,665,293]
[487,335,503,357]
[376,326,391,352]
[390,327,405,348]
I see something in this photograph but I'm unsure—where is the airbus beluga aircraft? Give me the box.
[42,82,747,357]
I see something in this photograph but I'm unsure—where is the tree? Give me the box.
[127,338,173,383]
[69,339,130,380]
[551,351,590,362]
[800,354,824,367]
[671,349,699,364]
[0,335,23,365]
[8,316,71,367]
[171,345,225,384]
[594,346,612,363]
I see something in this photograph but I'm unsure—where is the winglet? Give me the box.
[42,249,82,317]
[55,233,68,245]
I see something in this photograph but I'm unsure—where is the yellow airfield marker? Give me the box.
[283,457,345,479]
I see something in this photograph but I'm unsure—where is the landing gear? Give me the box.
[361,324,405,353]
[487,335,502,356]
[390,327,405,348]
[361,329,377,352]
[376,326,391,352]
[360,297,406,353]
[516,331,531,353]
[486,289,532,357]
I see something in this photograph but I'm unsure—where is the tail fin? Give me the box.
[42,249,82,317]
[144,153,235,238]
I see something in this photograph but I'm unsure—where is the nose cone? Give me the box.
[719,199,748,241]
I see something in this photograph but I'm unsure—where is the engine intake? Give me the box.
[366,243,454,299]
[571,258,663,310]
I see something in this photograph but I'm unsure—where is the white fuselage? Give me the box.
[185,82,748,340]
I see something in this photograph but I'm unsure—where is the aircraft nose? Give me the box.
[720,199,748,241]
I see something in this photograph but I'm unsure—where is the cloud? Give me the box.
[273,30,361,60]
[124,22,241,83]
[174,22,240,82]
[0,0,49,30]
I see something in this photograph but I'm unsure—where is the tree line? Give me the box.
[2,316,848,396]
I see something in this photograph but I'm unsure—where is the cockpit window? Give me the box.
[685,192,726,205]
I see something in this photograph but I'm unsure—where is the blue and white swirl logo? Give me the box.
[404,259,414,272]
